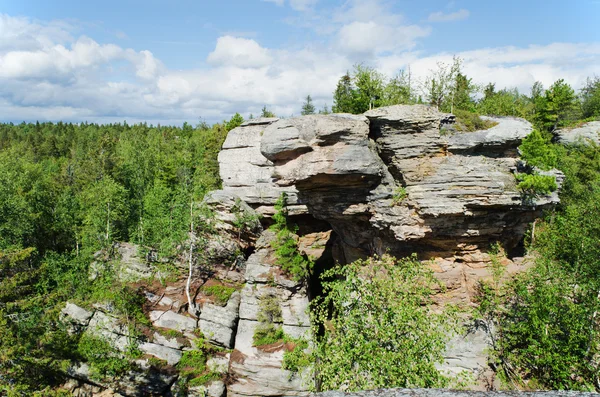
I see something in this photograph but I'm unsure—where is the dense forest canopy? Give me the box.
[2,57,600,394]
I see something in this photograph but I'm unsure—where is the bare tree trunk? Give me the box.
[186,199,198,317]
[105,202,111,242]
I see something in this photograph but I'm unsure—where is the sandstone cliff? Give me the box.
[62,105,562,396]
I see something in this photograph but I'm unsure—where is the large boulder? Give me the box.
[555,120,600,145]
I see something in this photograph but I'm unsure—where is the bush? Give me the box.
[312,254,459,391]
[453,109,498,132]
[77,334,134,378]
[270,194,313,281]
[253,293,285,347]
[516,173,557,197]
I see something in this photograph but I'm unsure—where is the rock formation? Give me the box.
[554,120,600,145]
[61,105,563,396]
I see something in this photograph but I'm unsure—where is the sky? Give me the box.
[0,0,599,125]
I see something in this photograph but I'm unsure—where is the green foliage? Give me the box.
[270,194,313,281]
[534,79,579,131]
[0,119,228,392]
[176,338,222,388]
[391,186,408,205]
[479,137,600,391]
[261,106,276,118]
[519,129,558,170]
[453,109,498,132]
[581,76,600,119]
[477,85,534,118]
[225,113,245,132]
[301,95,316,115]
[253,293,285,347]
[516,173,557,197]
[76,334,134,379]
[282,337,311,374]
[253,323,286,347]
[312,254,459,391]
[201,284,236,306]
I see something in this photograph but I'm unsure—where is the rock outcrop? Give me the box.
[219,106,559,263]
[555,121,600,145]
[62,105,564,396]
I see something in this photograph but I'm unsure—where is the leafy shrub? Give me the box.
[311,254,459,391]
[478,136,600,391]
[270,194,313,281]
[253,293,285,347]
[519,129,558,170]
[453,109,498,132]
[77,334,134,378]
[516,173,557,197]
[282,337,311,374]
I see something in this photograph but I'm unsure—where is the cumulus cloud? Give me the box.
[428,9,470,22]
[0,12,599,125]
[207,36,272,68]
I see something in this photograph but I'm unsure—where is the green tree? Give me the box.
[301,95,316,115]
[225,113,245,131]
[261,106,276,118]
[312,254,458,391]
[332,72,355,113]
[581,76,600,119]
[78,176,128,249]
[535,79,579,131]
[352,64,385,112]
[382,69,413,106]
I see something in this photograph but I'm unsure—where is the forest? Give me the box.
[1,57,600,394]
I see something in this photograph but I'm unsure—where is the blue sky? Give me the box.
[0,0,598,124]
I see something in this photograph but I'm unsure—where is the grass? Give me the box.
[201,284,237,306]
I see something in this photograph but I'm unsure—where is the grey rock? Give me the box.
[149,310,197,335]
[199,292,241,348]
[313,389,597,397]
[86,311,131,352]
[67,361,176,397]
[218,118,304,214]
[448,116,532,156]
[555,121,600,145]
[189,380,226,397]
[139,342,182,365]
[152,332,185,349]
[61,302,94,326]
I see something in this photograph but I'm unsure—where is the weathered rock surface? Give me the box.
[218,117,306,215]
[447,116,532,156]
[555,121,600,145]
[199,291,241,348]
[228,229,312,397]
[313,389,598,397]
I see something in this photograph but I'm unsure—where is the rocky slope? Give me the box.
[62,105,562,396]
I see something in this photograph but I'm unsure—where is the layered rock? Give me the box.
[555,120,600,145]
[228,229,312,397]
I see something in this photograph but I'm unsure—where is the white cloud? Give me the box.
[337,21,430,57]
[207,36,272,68]
[428,9,470,22]
[0,12,599,125]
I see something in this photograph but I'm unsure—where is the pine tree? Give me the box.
[332,72,355,113]
[301,95,316,115]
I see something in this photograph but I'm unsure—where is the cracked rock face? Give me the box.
[218,105,560,263]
